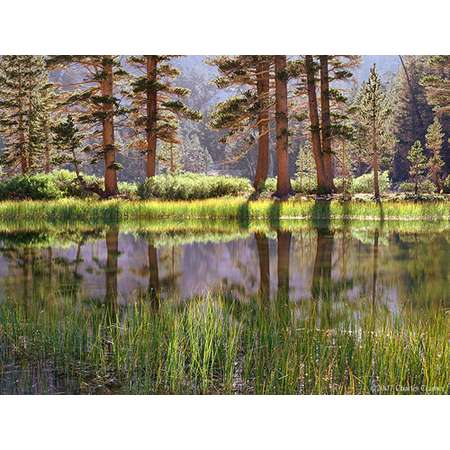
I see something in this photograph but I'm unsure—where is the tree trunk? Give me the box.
[101,58,118,196]
[372,128,380,200]
[44,122,51,173]
[319,55,336,191]
[254,60,270,192]
[146,56,158,178]
[274,55,291,198]
[305,55,331,194]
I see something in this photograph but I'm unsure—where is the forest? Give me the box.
[0,55,448,204]
[0,55,448,396]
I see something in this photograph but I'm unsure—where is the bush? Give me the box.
[350,171,390,194]
[398,179,435,194]
[138,173,253,200]
[0,174,62,200]
[292,177,317,194]
[443,175,450,194]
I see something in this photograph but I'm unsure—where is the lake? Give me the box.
[0,221,448,394]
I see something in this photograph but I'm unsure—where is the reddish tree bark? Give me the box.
[254,60,270,191]
[101,58,118,196]
[305,55,333,194]
[319,55,336,191]
[274,55,291,198]
[146,56,158,178]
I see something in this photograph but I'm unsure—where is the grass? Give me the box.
[0,293,448,394]
[0,198,448,226]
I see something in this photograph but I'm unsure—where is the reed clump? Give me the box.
[0,295,447,394]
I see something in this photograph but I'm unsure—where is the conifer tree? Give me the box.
[351,65,394,200]
[274,55,291,197]
[158,142,183,174]
[295,140,315,192]
[183,134,212,173]
[209,56,273,191]
[391,56,434,181]
[421,56,450,116]
[425,117,445,191]
[126,56,201,178]
[407,140,427,195]
[0,56,53,175]
[48,56,126,196]
[52,115,83,177]
[302,55,359,194]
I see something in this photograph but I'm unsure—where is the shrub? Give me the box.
[351,171,390,194]
[0,174,62,200]
[291,177,317,194]
[138,173,253,200]
[443,175,450,194]
[398,179,435,194]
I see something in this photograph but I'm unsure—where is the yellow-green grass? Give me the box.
[0,198,448,225]
[0,294,447,394]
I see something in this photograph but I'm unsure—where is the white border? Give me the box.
[0,1,448,54]
[0,396,448,449]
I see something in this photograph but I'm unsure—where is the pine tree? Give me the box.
[302,55,359,194]
[295,140,315,191]
[183,134,212,173]
[274,55,291,198]
[407,140,427,195]
[52,115,83,177]
[48,56,126,196]
[209,56,273,191]
[158,142,183,174]
[126,56,201,178]
[421,56,450,116]
[351,64,394,200]
[391,56,434,181]
[425,117,445,191]
[0,56,53,175]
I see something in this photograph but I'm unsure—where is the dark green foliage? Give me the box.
[138,173,253,200]
[0,170,138,201]
[0,174,62,200]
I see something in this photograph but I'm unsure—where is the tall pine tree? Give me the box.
[351,65,394,200]
[0,56,53,175]
[209,56,273,191]
[125,56,201,178]
[48,56,126,196]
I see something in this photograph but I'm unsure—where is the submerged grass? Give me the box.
[0,295,447,394]
[0,198,448,225]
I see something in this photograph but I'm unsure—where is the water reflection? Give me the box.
[0,224,448,311]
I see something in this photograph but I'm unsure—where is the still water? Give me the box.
[0,224,448,310]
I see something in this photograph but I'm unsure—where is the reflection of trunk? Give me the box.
[277,230,291,301]
[371,229,379,308]
[255,232,270,302]
[148,242,160,304]
[254,60,270,191]
[312,227,334,298]
[105,229,119,314]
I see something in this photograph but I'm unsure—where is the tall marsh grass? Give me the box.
[0,198,448,226]
[0,295,447,394]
